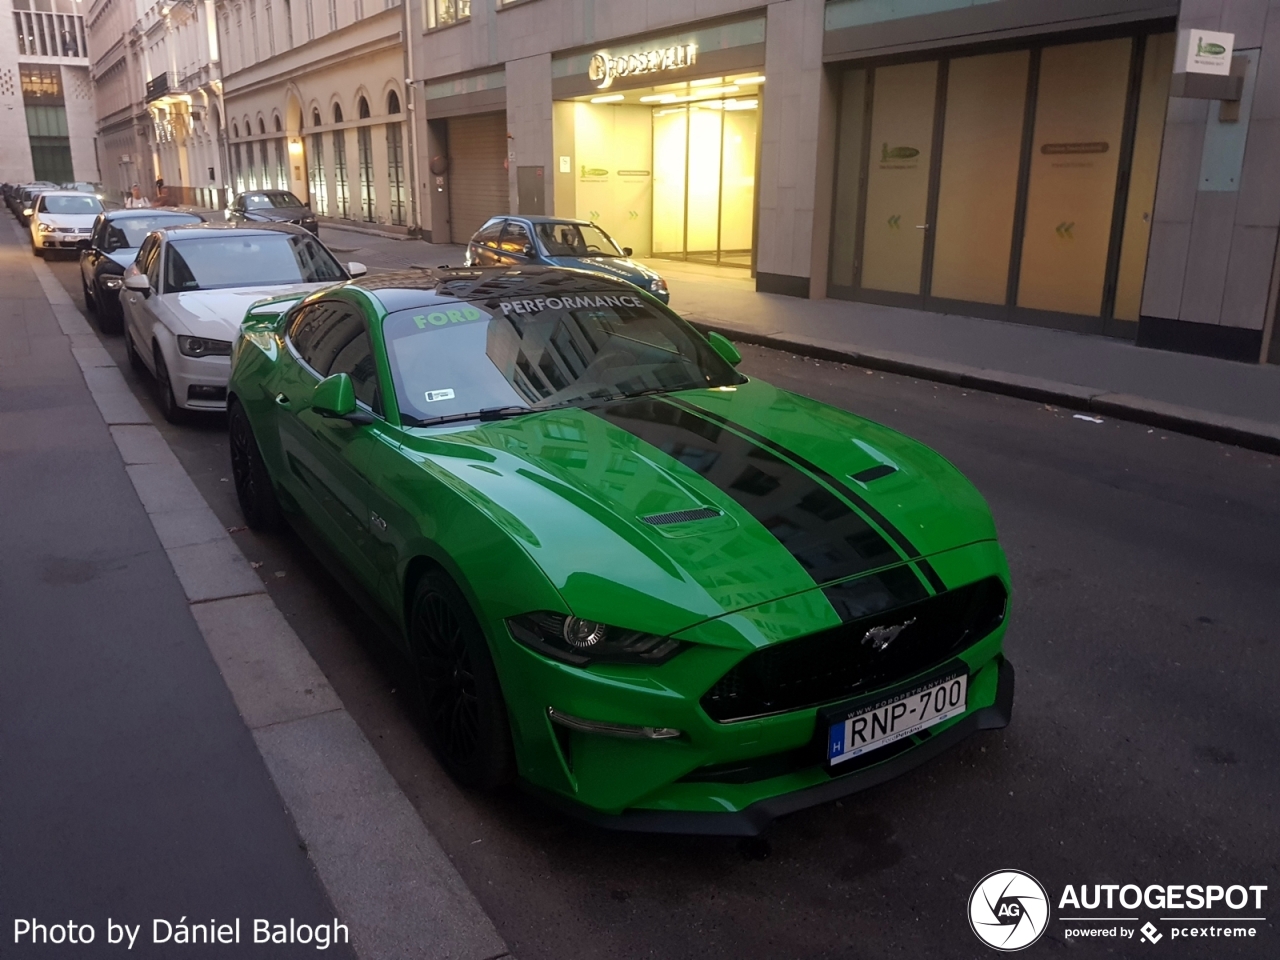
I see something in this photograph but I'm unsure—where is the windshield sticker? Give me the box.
[425,389,456,403]
[412,305,485,329]
[498,294,645,316]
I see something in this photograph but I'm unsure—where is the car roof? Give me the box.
[101,207,203,221]
[501,215,593,226]
[36,190,101,198]
[348,265,647,312]
[150,221,313,240]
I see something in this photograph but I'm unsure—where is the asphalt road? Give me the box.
[46,251,1279,958]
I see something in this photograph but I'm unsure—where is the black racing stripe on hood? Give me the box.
[665,397,948,594]
[589,398,902,587]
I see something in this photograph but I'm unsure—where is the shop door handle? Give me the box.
[915,224,930,230]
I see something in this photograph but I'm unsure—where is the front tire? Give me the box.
[409,571,514,789]
[82,274,97,313]
[152,345,185,424]
[228,400,284,532]
[123,322,146,375]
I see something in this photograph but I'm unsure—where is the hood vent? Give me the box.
[851,464,897,484]
[642,507,722,526]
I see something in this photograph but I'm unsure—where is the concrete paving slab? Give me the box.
[110,423,182,466]
[149,504,236,551]
[126,459,206,515]
[71,343,117,370]
[254,710,510,960]
[192,593,344,729]
[167,536,268,602]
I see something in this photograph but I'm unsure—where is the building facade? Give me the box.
[1,0,97,185]
[409,0,1280,365]
[214,0,413,231]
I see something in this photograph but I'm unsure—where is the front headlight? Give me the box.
[177,335,233,358]
[650,277,669,296]
[507,612,686,666]
[37,222,54,233]
[101,275,124,289]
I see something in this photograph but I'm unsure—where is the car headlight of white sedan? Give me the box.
[177,336,233,358]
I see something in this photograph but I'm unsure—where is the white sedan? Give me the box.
[121,222,365,422]
[28,190,103,257]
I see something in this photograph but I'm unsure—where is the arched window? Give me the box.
[232,122,239,138]
[312,108,321,127]
[357,96,370,119]
[258,117,266,134]
[274,115,282,132]
[387,90,400,114]
[333,103,343,123]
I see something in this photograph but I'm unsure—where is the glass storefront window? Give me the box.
[1114,32,1175,323]
[859,60,937,295]
[930,49,1029,305]
[1016,37,1132,317]
[333,131,350,219]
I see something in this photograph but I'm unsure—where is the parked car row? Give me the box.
[9,189,1014,835]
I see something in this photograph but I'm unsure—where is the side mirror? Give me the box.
[347,261,367,277]
[312,372,374,424]
[124,273,151,296]
[522,244,535,258]
[623,246,634,257]
[706,331,742,367]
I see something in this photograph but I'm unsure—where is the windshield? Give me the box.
[164,234,346,291]
[383,288,741,424]
[106,213,202,251]
[244,191,304,210]
[41,195,102,215]
[534,222,623,258]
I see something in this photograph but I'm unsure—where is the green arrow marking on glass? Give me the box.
[1055,221,1075,239]
[888,214,901,229]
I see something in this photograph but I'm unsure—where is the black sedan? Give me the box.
[79,208,204,333]
[225,190,318,235]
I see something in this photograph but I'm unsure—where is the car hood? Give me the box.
[544,256,660,287]
[402,379,998,637]
[246,208,312,222]
[38,213,98,229]
[160,281,334,339]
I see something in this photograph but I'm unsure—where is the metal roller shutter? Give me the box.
[447,112,509,243]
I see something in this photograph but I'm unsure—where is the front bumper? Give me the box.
[170,350,231,411]
[530,658,1014,836]
[494,541,1013,831]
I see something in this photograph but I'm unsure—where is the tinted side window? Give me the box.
[475,219,504,246]
[500,221,530,253]
[145,241,164,290]
[288,303,381,414]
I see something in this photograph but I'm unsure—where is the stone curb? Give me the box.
[690,320,1280,457]
[12,216,512,960]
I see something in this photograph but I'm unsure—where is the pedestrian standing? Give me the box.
[125,184,151,209]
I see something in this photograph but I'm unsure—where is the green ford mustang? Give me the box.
[227,266,1013,835]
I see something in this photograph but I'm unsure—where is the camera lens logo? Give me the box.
[969,870,1050,951]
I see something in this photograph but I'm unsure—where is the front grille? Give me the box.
[700,575,1007,722]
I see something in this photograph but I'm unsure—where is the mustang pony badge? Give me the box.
[861,618,916,652]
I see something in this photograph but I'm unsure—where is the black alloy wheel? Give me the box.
[152,346,185,424]
[410,571,514,789]
[96,288,122,334]
[81,274,96,313]
[228,400,284,532]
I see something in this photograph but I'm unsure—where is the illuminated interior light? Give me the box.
[689,77,726,87]
[589,94,625,103]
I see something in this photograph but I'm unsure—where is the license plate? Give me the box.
[827,670,968,766]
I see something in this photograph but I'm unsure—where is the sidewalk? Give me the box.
[647,260,1280,455]
[0,218,507,959]
[0,223,356,956]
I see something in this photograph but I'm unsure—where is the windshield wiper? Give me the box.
[401,405,532,428]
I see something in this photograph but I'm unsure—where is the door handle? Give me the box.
[915,224,930,230]
[275,393,291,408]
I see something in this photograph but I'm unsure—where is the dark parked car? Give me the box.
[225,190,318,235]
[79,208,204,333]
[12,182,59,225]
[464,216,669,304]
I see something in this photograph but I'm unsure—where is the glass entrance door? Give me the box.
[650,97,760,267]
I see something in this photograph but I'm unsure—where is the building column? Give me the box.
[755,0,828,298]
[505,53,553,215]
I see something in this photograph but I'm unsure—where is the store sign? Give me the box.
[588,43,697,89]
[1176,29,1234,76]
